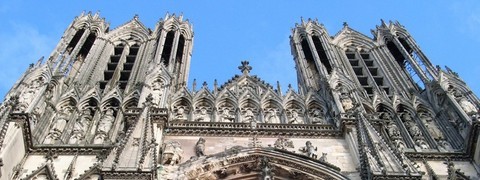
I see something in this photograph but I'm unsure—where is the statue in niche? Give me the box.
[386,122,401,139]
[400,113,413,122]
[69,109,93,144]
[310,108,326,124]
[195,107,211,122]
[379,112,392,120]
[220,107,235,122]
[407,122,422,138]
[151,79,164,105]
[419,112,444,140]
[51,106,72,133]
[30,107,41,127]
[43,131,61,144]
[299,141,317,159]
[338,88,354,112]
[21,77,44,105]
[273,137,294,150]
[160,141,184,165]
[97,109,115,134]
[288,109,303,124]
[242,108,256,123]
[437,140,453,152]
[415,139,429,149]
[264,108,280,124]
[195,137,206,157]
[394,139,406,153]
[458,97,478,115]
[174,106,187,121]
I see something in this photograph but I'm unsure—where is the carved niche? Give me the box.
[93,108,116,144]
[264,108,281,124]
[287,109,304,124]
[44,105,73,144]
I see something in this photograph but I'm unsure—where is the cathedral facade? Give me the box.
[0,12,479,179]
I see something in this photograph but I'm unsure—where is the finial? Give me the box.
[214,79,218,93]
[202,81,208,88]
[288,84,293,90]
[134,14,139,20]
[343,22,348,27]
[238,61,252,75]
[277,81,282,96]
[192,79,197,91]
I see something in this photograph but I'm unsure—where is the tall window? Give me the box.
[161,31,175,66]
[301,38,320,89]
[100,44,124,90]
[312,35,332,74]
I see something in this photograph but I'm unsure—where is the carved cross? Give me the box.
[238,61,252,75]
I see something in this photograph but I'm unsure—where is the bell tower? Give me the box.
[152,14,193,91]
[290,19,336,93]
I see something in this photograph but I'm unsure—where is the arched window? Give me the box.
[312,35,332,73]
[161,31,175,66]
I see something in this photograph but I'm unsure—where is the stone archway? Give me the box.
[162,146,350,180]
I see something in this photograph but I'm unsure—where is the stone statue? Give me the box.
[299,141,317,159]
[195,107,211,122]
[310,108,326,124]
[161,141,184,165]
[174,107,187,121]
[69,109,93,144]
[273,137,294,150]
[458,97,477,115]
[51,106,72,133]
[288,110,303,124]
[220,108,235,122]
[419,112,444,140]
[386,122,400,139]
[242,108,256,123]
[195,137,206,157]
[151,79,164,105]
[415,139,429,149]
[339,88,354,112]
[21,77,44,105]
[265,109,280,124]
[319,153,328,163]
[379,112,391,120]
[97,109,115,134]
[43,131,61,144]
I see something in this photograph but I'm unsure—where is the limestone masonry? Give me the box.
[0,12,479,179]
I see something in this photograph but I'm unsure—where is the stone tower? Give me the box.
[0,13,479,180]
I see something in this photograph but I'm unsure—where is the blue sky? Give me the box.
[1,1,479,101]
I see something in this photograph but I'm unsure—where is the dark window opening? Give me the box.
[176,35,185,63]
[129,44,139,56]
[398,38,413,55]
[312,35,332,73]
[386,40,406,68]
[364,60,374,67]
[353,67,363,75]
[358,77,368,86]
[114,45,124,55]
[301,38,321,83]
[67,29,85,50]
[374,77,384,86]
[368,68,378,76]
[383,87,390,95]
[78,33,97,59]
[349,60,359,66]
[119,72,131,81]
[161,31,175,66]
[364,87,373,95]
[361,53,370,59]
[346,53,356,59]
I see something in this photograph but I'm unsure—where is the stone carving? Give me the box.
[264,108,280,124]
[174,106,188,121]
[259,157,273,180]
[419,112,444,141]
[151,79,164,105]
[195,107,211,122]
[339,88,354,112]
[386,122,401,139]
[97,109,115,134]
[273,137,294,150]
[161,141,184,165]
[458,97,477,115]
[379,112,392,120]
[220,107,235,122]
[319,153,328,163]
[93,109,115,144]
[309,108,326,124]
[242,108,256,123]
[50,106,73,133]
[21,77,44,106]
[195,137,206,157]
[299,141,317,159]
[69,109,93,144]
[288,109,303,124]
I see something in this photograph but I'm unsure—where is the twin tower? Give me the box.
[0,12,479,179]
